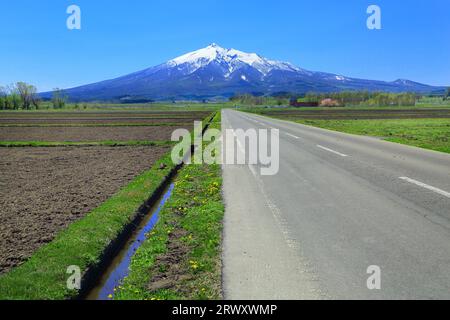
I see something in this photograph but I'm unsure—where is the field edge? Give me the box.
[114,113,224,300]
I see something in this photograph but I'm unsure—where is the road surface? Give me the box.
[221,109,450,300]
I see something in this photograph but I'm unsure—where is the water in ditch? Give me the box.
[86,183,175,300]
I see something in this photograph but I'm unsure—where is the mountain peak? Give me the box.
[168,43,299,77]
[393,79,418,85]
[207,43,221,48]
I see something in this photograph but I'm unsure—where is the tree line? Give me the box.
[230,94,288,106]
[303,91,418,107]
[0,83,69,110]
[0,82,40,110]
[231,91,424,107]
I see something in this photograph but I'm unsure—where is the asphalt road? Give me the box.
[221,109,450,300]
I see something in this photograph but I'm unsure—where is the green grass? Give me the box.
[0,123,192,128]
[417,96,450,107]
[296,118,450,154]
[0,140,175,148]
[114,113,223,300]
[0,152,177,300]
[114,163,224,300]
[241,104,450,113]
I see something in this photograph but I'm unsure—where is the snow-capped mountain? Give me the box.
[166,43,301,77]
[43,44,445,101]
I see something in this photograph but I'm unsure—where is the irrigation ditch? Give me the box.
[77,113,216,300]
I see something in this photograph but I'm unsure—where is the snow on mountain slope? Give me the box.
[40,43,445,101]
[167,43,300,77]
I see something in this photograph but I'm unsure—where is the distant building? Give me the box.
[319,98,341,107]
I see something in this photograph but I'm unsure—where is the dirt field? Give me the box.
[258,108,450,120]
[0,146,169,274]
[0,111,211,118]
[0,119,195,125]
[0,125,190,142]
[0,111,212,125]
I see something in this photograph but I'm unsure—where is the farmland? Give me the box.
[0,109,214,299]
[0,111,211,142]
[0,126,185,142]
[245,107,450,154]
[0,111,210,125]
[2,102,449,300]
[0,146,169,274]
[245,107,450,120]
[295,119,450,154]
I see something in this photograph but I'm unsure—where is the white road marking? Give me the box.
[230,117,296,249]
[317,145,348,157]
[399,177,450,199]
[285,133,300,139]
[248,163,299,250]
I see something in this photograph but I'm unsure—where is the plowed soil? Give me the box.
[0,111,212,125]
[0,146,169,274]
[0,125,190,142]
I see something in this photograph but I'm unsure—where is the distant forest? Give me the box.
[230,89,450,107]
[1,81,450,109]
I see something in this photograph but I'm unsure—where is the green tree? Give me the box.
[276,98,285,106]
[8,92,21,110]
[5,84,21,110]
[445,87,450,101]
[0,86,6,110]
[16,82,38,109]
[51,88,68,109]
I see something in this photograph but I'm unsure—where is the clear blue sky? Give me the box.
[1,0,449,91]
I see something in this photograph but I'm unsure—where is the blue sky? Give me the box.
[1,0,449,91]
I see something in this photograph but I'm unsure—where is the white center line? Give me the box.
[399,177,450,199]
[317,145,348,157]
[285,133,300,139]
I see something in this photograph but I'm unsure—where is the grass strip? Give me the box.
[295,118,450,154]
[0,123,192,128]
[114,113,223,300]
[114,163,224,300]
[0,152,177,300]
[0,140,175,148]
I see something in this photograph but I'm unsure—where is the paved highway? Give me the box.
[221,109,450,299]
